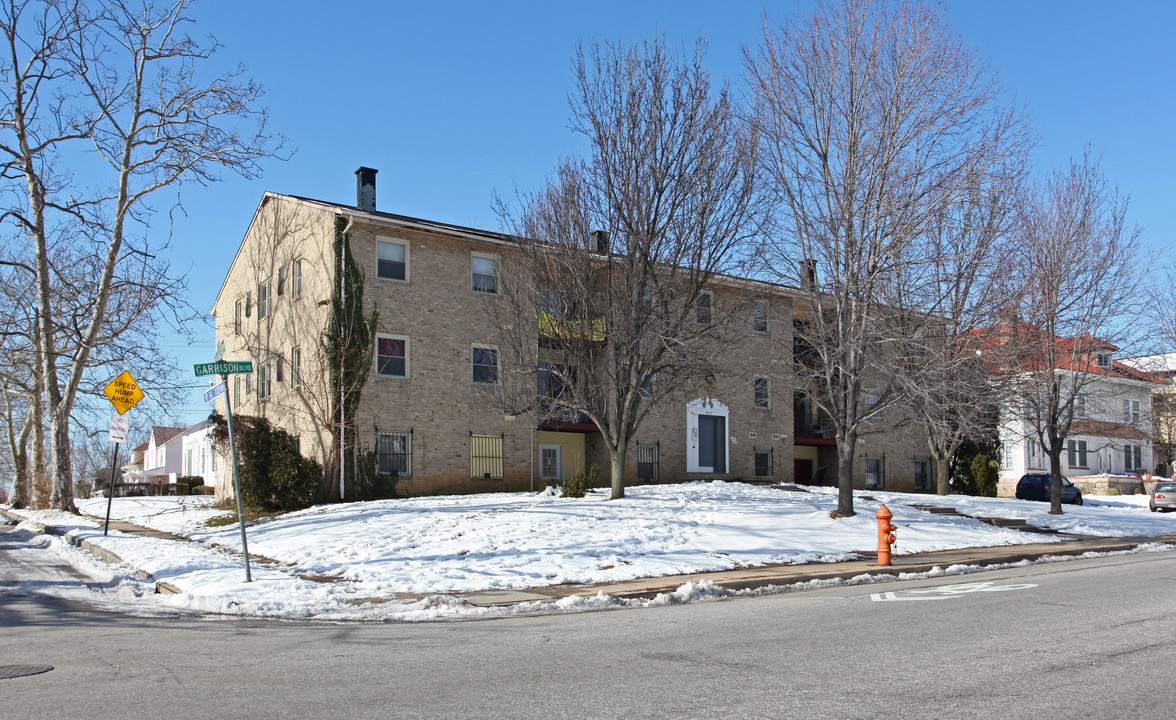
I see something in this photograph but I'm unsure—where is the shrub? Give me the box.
[178,476,204,494]
[970,454,998,498]
[562,463,600,498]
[210,413,323,511]
[192,486,215,496]
[345,446,400,501]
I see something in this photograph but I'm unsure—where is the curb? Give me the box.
[3,508,157,584]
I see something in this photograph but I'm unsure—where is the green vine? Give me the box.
[321,216,378,498]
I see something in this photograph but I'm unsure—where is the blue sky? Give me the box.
[161,0,1176,423]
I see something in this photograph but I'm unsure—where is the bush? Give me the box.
[210,413,323,511]
[562,463,600,498]
[192,486,215,496]
[970,454,999,498]
[178,476,204,494]
[345,446,400,501]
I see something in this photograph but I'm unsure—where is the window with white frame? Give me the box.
[292,258,303,298]
[277,265,287,296]
[1067,439,1089,468]
[472,345,499,384]
[1074,393,1087,419]
[376,335,409,378]
[752,299,769,333]
[1001,443,1015,469]
[234,299,243,334]
[1096,352,1111,368]
[276,355,284,383]
[1123,399,1141,424]
[1125,444,1143,472]
[245,373,252,395]
[291,347,301,388]
[257,279,272,319]
[470,434,504,479]
[234,376,242,406]
[696,291,712,324]
[472,253,498,294]
[754,378,770,409]
[377,238,408,282]
[258,363,271,400]
[377,432,412,476]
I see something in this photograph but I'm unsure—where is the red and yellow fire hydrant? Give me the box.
[876,504,898,566]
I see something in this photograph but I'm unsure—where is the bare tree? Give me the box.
[495,36,759,499]
[745,0,1029,516]
[993,151,1142,514]
[0,0,277,511]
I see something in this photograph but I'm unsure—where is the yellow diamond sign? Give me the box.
[103,370,144,415]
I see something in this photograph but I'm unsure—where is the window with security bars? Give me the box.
[637,442,659,483]
[754,447,773,477]
[913,459,929,490]
[471,434,503,479]
[377,432,412,476]
[866,456,885,489]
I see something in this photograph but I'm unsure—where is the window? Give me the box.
[234,300,243,334]
[470,434,503,479]
[258,363,271,401]
[913,459,929,490]
[866,456,885,489]
[377,238,408,281]
[1123,399,1141,424]
[376,335,408,378]
[637,442,659,483]
[754,447,773,477]
[257,280,271,319]
[754,378,770,409]
[245,290,252,318]
[276,356,285,383]
[245,373,252,395]
[277,265,287,296]
[696,292,712,324]
[1001,443,1015,469]
[472,345,499,384]
[752,300,769,333]
[1067,440,1089,468]
[1125,444,1143,472]
[234,376,242,406]
[292,258,303,298]
[377,432,412,476]
[640,369,656,400]
[291,347,301,388]
[1096,352,1111,368]
[472,254,497,294]
[1074,393,1087,419]
[865,389,883,419]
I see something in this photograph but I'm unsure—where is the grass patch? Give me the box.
[203,506,286,527]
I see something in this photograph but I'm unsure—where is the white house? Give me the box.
[180,419,226,493]
[996,340,1164,495]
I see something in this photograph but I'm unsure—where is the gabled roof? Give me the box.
[972,322,1166,386]
[1071,419,1151,442]
[1121,353,1176,377]
[150,426,185,445]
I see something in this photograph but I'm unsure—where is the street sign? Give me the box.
[103,371,145,415]
[194,360,253,377]
[108,413,129,444]
[203,382,226,404]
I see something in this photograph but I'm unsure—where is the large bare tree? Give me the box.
[495,36,758,499]
[0,0,276,511]
[994,151,1142,514]
[745,0,1029,516]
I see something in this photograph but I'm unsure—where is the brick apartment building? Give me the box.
[211,168,932,497]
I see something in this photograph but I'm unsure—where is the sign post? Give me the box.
[195,359,254,582]
[101,372,144,535]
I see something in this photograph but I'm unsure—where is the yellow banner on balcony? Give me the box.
[538,310,606,342]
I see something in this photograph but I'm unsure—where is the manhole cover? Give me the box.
[0,665,54,679]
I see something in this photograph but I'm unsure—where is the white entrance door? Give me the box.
[539,444,563,482]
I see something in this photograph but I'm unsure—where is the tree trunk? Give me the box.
[935,452,952,496]
[48,407,75,512]
[1048,447,1064,515]
[609,443,628,500]
[835,430,857,517]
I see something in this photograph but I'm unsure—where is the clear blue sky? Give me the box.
[162,0,1176,424]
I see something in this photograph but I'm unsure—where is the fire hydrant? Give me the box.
[876,504,898,566]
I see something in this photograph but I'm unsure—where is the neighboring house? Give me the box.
[180,419,227,494]
[142,426,185,484]
[992,333,1164,496]
[210,167,931,497]
[120,441,149,483]
[1121,353,1176,477]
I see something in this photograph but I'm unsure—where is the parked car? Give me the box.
[1014,473,1083,505]
[1149,481,1176,512]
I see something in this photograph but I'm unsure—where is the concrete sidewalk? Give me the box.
[6,506,1175,608]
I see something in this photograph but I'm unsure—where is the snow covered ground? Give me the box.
[7,481,1176,621]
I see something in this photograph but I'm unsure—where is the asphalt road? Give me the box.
[3,523,1175,719]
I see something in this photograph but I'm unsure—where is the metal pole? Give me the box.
[103,442,120,536]
[222,371,252,582]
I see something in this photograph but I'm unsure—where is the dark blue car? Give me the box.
[1015,473,1083,505]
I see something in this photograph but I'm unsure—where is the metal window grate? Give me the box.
[754,447,773,477]
[471,433,504,479]
[637,442,659,483]
[378,431,412,476]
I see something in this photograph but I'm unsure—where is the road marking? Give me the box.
[871,580,1038,602]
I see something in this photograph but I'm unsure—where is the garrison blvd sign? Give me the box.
[103,371,145,415]
[194,360,253,376]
